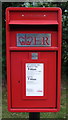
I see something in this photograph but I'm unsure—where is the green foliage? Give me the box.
[2,27,6,81]
[62,9,68,68]
[2,2,68,83]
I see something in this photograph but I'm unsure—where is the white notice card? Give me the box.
[26,63,44,96]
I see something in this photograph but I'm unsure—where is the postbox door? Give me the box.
[11,51,57,108]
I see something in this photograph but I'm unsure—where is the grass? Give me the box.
[2,88,29,118]
[2,74,67,119]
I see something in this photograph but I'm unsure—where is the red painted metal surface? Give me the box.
[6,7,62,112]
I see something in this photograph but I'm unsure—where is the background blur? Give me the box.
[2,2,68,119]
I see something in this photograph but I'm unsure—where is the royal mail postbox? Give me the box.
[6,7,62,112]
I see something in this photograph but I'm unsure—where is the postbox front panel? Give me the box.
[11,51,57,108]
[6,7,62,112]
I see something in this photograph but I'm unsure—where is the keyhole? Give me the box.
[18,81,20,83]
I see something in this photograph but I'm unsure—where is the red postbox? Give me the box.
[6,7,62,112]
